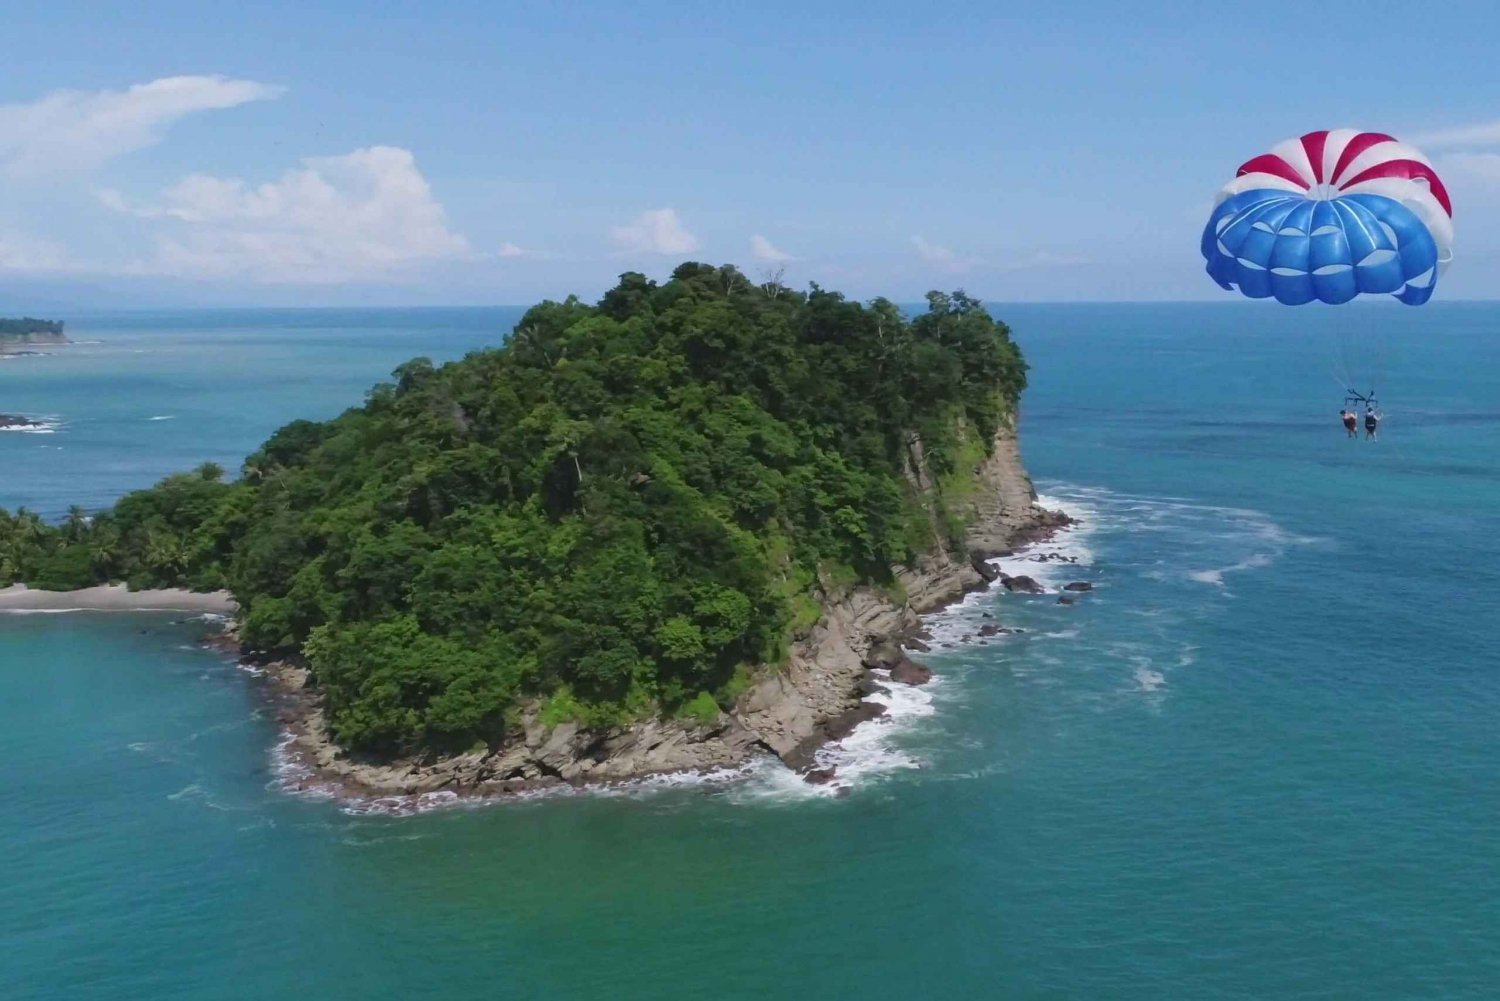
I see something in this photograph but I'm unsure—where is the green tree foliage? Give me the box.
[0,317,64,337]
[0,264,1026,757]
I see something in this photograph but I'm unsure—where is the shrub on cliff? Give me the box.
[0,263,1026,756]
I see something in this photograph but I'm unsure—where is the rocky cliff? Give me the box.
[0,327,68,353]
[264,419,1063,800]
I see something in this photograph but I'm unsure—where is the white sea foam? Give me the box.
[1043,482,1315,595]
[0,418,60,434]
[741,671,939,801]
[166,782,247,812]
[918,498,1097,649]
[147,415,175,421]
[267,669,946,813]
[1132,662,1167,692]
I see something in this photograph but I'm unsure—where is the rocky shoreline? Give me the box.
[0,414,46,431]
[222,423,1075,805]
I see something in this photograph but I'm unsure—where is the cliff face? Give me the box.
[0,330,68,352]
[268,418,1056,799]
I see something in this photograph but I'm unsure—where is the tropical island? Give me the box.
[0,264,1062,794]
[0,317,67,352]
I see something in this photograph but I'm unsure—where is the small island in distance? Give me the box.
[0,317,68,353]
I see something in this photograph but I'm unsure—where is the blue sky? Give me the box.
[1,0,1497,306]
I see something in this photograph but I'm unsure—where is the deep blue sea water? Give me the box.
[3,303,1498,999]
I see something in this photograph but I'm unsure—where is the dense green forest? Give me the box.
[0,317,64,337]
[0,264,1025,756]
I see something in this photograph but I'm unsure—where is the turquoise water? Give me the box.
[3,304,1498,999]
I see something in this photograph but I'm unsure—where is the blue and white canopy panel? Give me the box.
[1202,130,1454,305]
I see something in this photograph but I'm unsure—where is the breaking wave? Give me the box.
[266,483,1309,814]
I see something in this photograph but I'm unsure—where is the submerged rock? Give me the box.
[1063,581,1093,592]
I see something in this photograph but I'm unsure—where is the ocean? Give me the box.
[3,303,1498,999]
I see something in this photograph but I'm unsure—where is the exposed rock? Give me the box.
[857,675,892,698]
[970,555,1000,583]
[1063,581,1093,591]
[978,624,1002,637]
[1057,596,1076,605]
[1003,575,1046,594]
[780,701,887,772]
[825,702,887,741]
[0,413,42,429]
[889,658,934,686]
[904,637,931,653]
[804,767,838,785]
[862,640,905,671]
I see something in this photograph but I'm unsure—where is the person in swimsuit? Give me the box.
[1364,407,1381,440]
[1341,409,1358,437]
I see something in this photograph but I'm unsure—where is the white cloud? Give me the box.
[1441,152,1500,178]
[1411,120,1500,149]
[912,235,979,273]
[750,233,795,263]
[0,230,70,272]
[498,241,528,258]
[109,146,470,282]
[1011,250,1092,269]
[1435,152,1500,201]
[0,75,282,178]
[610,208,698,255]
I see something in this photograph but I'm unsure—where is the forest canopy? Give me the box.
[0,317,64,337]
[0,264,1025,756]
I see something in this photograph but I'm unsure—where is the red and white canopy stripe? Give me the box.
[1213,129,1453,268]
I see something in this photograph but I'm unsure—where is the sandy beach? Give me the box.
[0,584,236,613]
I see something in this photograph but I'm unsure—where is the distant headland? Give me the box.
[0,317,68,352]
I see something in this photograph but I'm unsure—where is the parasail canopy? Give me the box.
[1202,130,1453,305]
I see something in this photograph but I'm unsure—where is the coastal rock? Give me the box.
[825,701,887,741]
[970,555,1001,583]
[889,659,934,686]
[0,413,42,430]
[978,624,1003,637]
[804,767,838,785]
[1003,575,1046,594]
[862,640,905,672]
[1057,596,1076,605]
[1063,582,1093,592]
[903,637,931,653]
